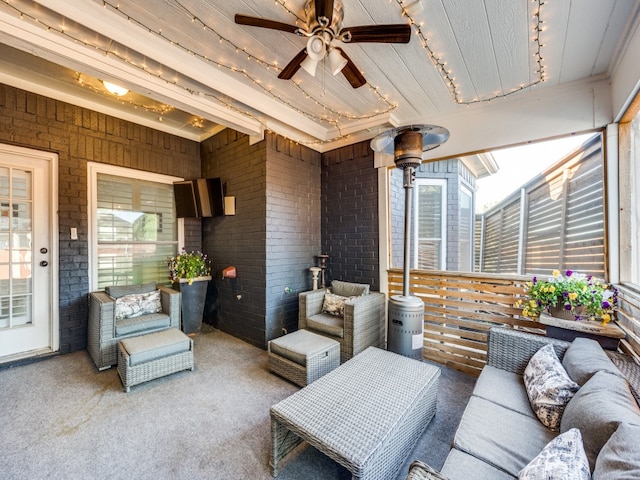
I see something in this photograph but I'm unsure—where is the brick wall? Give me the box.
[0,83,200,357]
[200,131,320,348]
[265,135,321,341]
[321,140,380,291]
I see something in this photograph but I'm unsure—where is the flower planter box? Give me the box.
[173,276,211,334]
[538,313,625,350]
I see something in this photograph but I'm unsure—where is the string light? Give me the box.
[396,0,547,104]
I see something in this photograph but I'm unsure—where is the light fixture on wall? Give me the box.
[102,80,129,96]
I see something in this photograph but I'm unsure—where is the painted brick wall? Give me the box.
[200,129,268,347]
[321,140,380,291]
[265,134,321,341]
[200,131,320,348]
[0,84,201,357]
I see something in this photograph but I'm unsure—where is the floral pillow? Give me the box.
[518,428,590,480]
[524,343,580,430]
[114,290,162,320]
[321,292,354,317]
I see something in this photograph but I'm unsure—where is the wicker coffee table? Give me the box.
[270,347,440,479]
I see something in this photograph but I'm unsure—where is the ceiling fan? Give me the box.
[235,0,412,88]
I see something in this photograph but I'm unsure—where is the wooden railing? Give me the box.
[388,269,640,376]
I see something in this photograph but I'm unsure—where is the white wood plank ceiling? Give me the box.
[0,0,637,153]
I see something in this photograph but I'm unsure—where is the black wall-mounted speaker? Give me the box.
[173,177,225,218]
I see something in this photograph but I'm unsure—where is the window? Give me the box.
[619,104,640,288]
[459,185,473,271]
[88,164,183,290]
[413,179,446,270]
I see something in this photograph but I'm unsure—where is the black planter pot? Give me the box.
[173,276,211,334]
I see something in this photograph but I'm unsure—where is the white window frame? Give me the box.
[87,163,184,291]
[413,178,447,270]
[459,183,474,272]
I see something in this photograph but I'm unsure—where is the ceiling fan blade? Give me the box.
[315,0,335,26]
[234,14,300,34]
[278,49,309,80]
[341,24,412,43]
[335,48,366,89]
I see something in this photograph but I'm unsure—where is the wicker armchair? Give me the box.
[88,282,181,371]
[298,280,386,363]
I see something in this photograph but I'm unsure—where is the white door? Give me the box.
[0,144,58,361]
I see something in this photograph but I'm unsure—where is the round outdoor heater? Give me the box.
[371,125,450,359]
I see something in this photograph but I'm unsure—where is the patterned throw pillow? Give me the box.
[518,428,591,480]
[114,290,162,320]
[524,344,580,430]
[321,292,354,317]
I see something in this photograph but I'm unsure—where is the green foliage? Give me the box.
[516,269,617,324]
[168,250,211,285]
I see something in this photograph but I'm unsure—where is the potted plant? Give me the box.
[168,249,212,334]
[517,269,618,324]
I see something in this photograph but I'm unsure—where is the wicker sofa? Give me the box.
[88,282,181,371]
[298,280,386,363]
[405,326,640,480]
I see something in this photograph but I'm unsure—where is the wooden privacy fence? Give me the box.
[388,269,640,376]
[388,268,540,376]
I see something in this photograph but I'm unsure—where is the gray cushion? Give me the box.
[593,423,640,479]
[518,428,590,480]
[330,280,369,297]
[524,344,579,431]
[307,313,344,338]
[269,329,339,366]
[106,282,157,299]
[561,370,640,471]
[120,328,190,366]
[441,448,516,480]
[453,396,557,477]
[115,312,171,336]
[562,337,622,386]
[473,365,535,418]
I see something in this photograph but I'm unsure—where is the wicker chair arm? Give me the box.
[486,327,570,375]
[89,291,117,338]
[158,285,181,329]
[298,288,328,329]
[344,292,386,353]
[404,460,451,480]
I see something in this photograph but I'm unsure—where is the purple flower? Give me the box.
[602,301,611,309]
[565,270,573,277]
[532,276,537,284]
[563,292,568,297]
[564,304,572,311]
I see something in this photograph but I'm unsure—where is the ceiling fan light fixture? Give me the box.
[102,80,129,96]
[306,35,326,62]
[328,48,347,75]
[300,56,320,76]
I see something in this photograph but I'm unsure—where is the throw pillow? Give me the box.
[518,428,590,480]
[524,343,580,430]
[114,290,162,320]
[562,337,622,386]
[561,370,640,471]
[592,423,640,479]
[321,292,353,317]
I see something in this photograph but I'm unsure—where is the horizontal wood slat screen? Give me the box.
[388,269,544,376]
[388,269,640,375]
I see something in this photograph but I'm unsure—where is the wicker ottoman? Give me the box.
[117,328,194,392]
[268,329,340,387]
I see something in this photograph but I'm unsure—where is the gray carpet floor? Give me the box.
[0,325,476,480]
